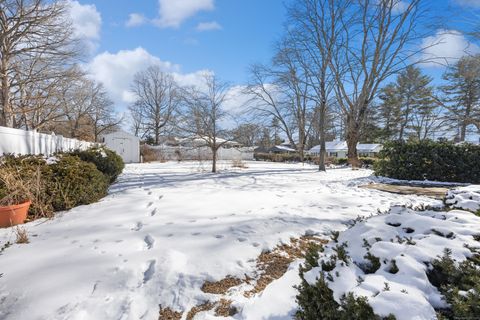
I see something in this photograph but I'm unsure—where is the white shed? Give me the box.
[100,131,140,163]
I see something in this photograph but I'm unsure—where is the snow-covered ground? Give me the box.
[0,161,441,320]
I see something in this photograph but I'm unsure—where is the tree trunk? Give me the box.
[346,117,360,168]
[318,105,327,171]
[212,148,217,173]
[0,58,10,127]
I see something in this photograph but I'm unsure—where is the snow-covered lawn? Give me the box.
[0,161,441,320]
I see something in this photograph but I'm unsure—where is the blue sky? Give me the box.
[67,0,480,114]
[90,0,286,84]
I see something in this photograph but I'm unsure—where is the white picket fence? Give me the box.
[0,126,95,156]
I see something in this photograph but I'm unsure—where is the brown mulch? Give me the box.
[244,235,327,297]
[186,302,215,320]
[359,183,448,199]
[214,299,237,317]
[201,276,243,294]
[158,307,182,320]
[162,235,327,319]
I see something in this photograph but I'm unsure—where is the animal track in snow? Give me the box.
[158,195,164,200]
[191,232,201,236]
[142,260,156,284]
[215,235,224,239]
[144,235,155,250]
[147,202,154,208]
[237,237,247,242]
[150,208,157,216]
[252,242,260,247]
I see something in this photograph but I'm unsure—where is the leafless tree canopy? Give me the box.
[177,73,230,173]
[129,65,178,145]
[0,0,81,128]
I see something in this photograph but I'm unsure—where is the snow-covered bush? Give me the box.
[295,187,480,319]
[374,140,480,183]
[70,147,124,183]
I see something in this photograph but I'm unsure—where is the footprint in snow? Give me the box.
[150,208,157,216]
[132,222,143,231]
[148,191,153,195]
[215,235,224,239]
[166,233,174,237]
[237,237,247,242]
[147,202,154,208]
[192,232,201,236]
[144,235,155,250]
[252,242,260,247]
[189,219,196,223]
[158,195,164,200]
[142,260,156,284]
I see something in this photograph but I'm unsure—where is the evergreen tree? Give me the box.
[377,66,439,141]
[441,54,480,141]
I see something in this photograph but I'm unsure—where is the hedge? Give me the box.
[373,140,480,183]
[70,147,124,183]
[0,148,123,219]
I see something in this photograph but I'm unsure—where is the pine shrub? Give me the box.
[427,249,480,318]
[70,147,124,183]
[48,155,109,211]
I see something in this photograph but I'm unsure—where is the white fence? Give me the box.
[0,126,95,156]
[147,145,254,161]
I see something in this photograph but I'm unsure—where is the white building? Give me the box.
[100,131,140,163]
[307,141,382,158]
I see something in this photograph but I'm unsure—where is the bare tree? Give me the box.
[231,123,263,147]
[323,0,427,166]
[178,74,230,173]
[0,0,80,127]
[286,0,339,170]
[244,64,297,148]
[89,84,122,142]
[130,66,178,145]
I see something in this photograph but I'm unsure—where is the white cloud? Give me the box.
[391,1,409,13]
[86,47,217,110]
[67,0,101,51]
[419,29,480,67]
[455,0,480,8]
[87,48,178,106]
[196,21,222,32]
[155,0,215,28]
[126,13,147,27]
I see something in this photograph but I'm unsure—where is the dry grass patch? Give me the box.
[14,226,29,244]
[186,302,215,320]
[231,159,248,168]
[158,307,182,320]
[214,298,237,317]
[244,236,327,297]
[201,276,243,294]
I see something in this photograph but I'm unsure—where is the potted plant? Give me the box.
[0,168,31,228]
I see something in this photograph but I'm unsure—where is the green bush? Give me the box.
[48,155,109,211]
[295,273,388,320]
[360,157,377,168]
[336,157,349,165]
[70,147,124,183]
[0,153,110,218]
[374,140,480,183]
[427,249,480,318]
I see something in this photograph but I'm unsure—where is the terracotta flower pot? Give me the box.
[0,200,31,228]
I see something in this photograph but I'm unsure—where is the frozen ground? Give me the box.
[0,161,441,320]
